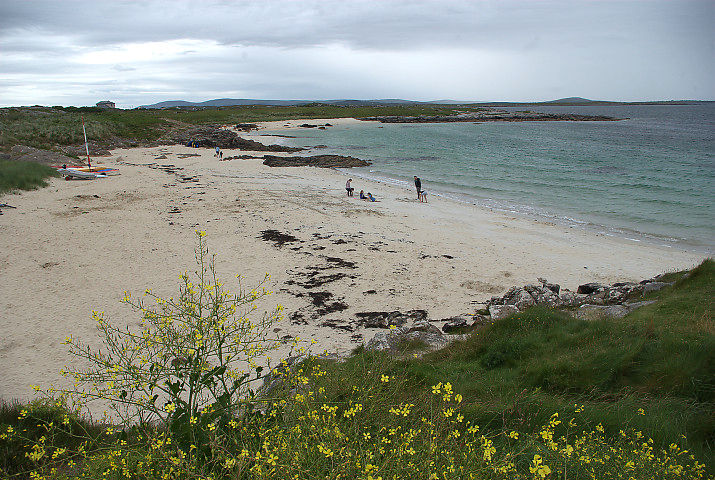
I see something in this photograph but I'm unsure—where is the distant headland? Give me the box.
[137,97,713,109]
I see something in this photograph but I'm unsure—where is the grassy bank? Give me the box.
[312,259,714,468]
[0,158,59,195]
[1,251,711,478]
[0,104,478,152]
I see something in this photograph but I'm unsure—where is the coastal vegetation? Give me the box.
[0,104,481,153]
[0,158,59,195]
[0,235,711,479]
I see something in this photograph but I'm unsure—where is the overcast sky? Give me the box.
[1,0,713,108]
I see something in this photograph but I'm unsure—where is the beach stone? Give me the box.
[355,311,392,328]
[471,314,490,326]
[365,321,447,352]
[406,319,441,335]
[356,310,427,329]
[603,284,639,303]
[503,287,536,310]
[642,282,671,294]
[524,284,561,307]
[402,330,448,350]
[441,316,470,333]
[558,290,588,307]
[537,277,561,294]
[577,282,607,295]
[489,304,519,321]
[365,331,394,351]
[584,291,608,305]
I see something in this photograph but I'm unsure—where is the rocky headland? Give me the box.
[360,109,620,124]
[262,154,370,168]
[167,125,302,152]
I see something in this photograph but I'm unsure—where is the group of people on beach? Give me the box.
[345,179,376,202]
[214,146,223,159]
[344,176,427,203]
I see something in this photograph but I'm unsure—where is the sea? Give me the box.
[263,104,715,254]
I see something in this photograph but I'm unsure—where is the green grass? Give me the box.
[0,400,104,476]
[0,158,59,195]
[315,259,715,469]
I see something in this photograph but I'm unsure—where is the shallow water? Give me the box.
[266,104,715,253]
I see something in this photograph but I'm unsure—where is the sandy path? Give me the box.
[0,134,705,404]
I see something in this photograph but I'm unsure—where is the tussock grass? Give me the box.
[0,159,59,195]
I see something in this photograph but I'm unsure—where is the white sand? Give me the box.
[0,122,706,404]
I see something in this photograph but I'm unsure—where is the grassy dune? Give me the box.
[326,260,714,467]
[0,104,478,152]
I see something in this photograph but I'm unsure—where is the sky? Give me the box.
[1,0,713,108]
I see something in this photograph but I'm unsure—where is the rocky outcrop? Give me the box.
[489,304,520,321]
[263,154,370,168]
[356,310,427,329]
[481,275,672,321]
[234,123,258,132]
[360,109,619,124]
[441,316,470,333]
[366,318,447,352]
[167,126,302,152]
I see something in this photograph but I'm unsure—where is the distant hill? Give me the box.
[544,97,595,104]
[137,97,712,109]
[138,98,428,109]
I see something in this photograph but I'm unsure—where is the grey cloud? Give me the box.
[0,0,713,107]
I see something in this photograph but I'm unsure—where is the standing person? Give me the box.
[215,146,220,157]
[413,176,422,200]
[346,178,354,196]
[219,150,223,160]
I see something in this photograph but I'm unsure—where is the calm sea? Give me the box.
[265,104,715,253]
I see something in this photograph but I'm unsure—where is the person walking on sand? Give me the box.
[215,146,220,157]
[346,178,354,197]
[414,176,422,200]
[419,189,427,203]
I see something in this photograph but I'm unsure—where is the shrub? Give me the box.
[53,231,285,446]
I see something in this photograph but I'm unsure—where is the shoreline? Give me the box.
[0,127,708,404]
[247,118,713,256]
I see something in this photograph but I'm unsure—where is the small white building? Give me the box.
[96,101,116,109]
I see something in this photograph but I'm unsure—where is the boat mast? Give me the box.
[81,116,92,169]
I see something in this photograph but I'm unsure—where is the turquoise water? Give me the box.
[267,104,714,252]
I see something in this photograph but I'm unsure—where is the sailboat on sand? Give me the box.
[56,116,119,179]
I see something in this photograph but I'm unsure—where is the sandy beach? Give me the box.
[0,118,706,404]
